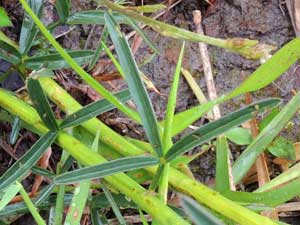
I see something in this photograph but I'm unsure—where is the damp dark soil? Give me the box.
[1,0,300,224]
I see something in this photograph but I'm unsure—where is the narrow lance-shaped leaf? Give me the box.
[0,41,21,65]
[215,136,231,193]
[60,89,131,129]
[233,92,300,184]
[9,117,21,144]
[181,195,225,225]
[66,10,125,25]
[54,0,70,22]
[24,50,94,70]
[223,178,300,207]
[19,0,43,55]
[0,184,21,211]
[54,156,159,184]
[27,78,59,131]
[102,183,126,225]
[0,132,57,190]
[0,7,12,27]
[124,16,160,54]
[170,38,300,137]
[102,0,275,60]
[105,12,163,157]
[165,98,280,162]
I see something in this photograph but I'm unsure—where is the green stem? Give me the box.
[37,78,276,225]
[19,0,141,124]
[101,0,275,60]
[16,181,46,225]
[0,88,188,225]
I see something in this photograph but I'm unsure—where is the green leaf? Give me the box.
[125,4,166,13]
[259,108,280,131]
[0,132,57,191]
[9,117,21,145]
[27,78,59,131]
[233,93,300,184]
[0,185,20,211]
[54,156,159,184]
[170,38,300,137]
[124,17,160,54]
[54,0,70,22]
[256,163,300,192]
[165,99,280,162]
[101,183,126,225]
[33,183,55,206]
[66,10,125,25]
[0,7,12,27]
[223,178,300,207]
[225,127,252,145]
[102,0,275,60]
[267,136,295,160]
[19,0,43,55]
[60,89,131,129]
[91,207,105,225]
[181,195,225,225]
[0,41,21,64]
[24,50,94,70]
[215,136,231,193]
[31,166,56,178]
[105,12,163,156]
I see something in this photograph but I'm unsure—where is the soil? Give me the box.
[1,0,300,224]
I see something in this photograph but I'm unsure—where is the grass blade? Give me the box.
[54,0,70,22]
[101,183,126,225]
[60,89,131,129]
[27,78,59,131]
[181,195,225,225]
[19,0,43,55]
[34,183,56,206]
[91,207,105,225]
[19,0,141,123]
[16,181,46,225]
[0,184,20,211]
[233,92,300,184]
[165,98,280,162]
[24,50,94,70]
[9,116,21,144]
[215,136,231,193]
[66,10,125,25]
[256,163,300,192]
[124,16,160,54]
[102,0,274,60]
[0,131,57,190]
[223,178,300,207]
[105,11,163,156]
[0,7,12,27]
[54,156,159,184]
[0,41,21,64]
[170,38,300,137]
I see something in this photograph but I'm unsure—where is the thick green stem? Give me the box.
[38,78,276,225]
[0,88,188,225]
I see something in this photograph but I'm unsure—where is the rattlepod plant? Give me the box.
[0,0,300,225]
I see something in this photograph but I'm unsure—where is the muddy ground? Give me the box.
[1,0,300,224]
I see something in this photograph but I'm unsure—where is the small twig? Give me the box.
[193,10,221,119]
[286,0,300,37]
[193,10,236,191]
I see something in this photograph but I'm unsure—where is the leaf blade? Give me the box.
[0,131,57,190]
[165,99,280,162]
[54,156,159,184]
[105,12,163,156]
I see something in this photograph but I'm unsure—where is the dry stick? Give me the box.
[286,0,300,37]
[245,92,278,220]
[193,10,236,191]
[245,93,270,187]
